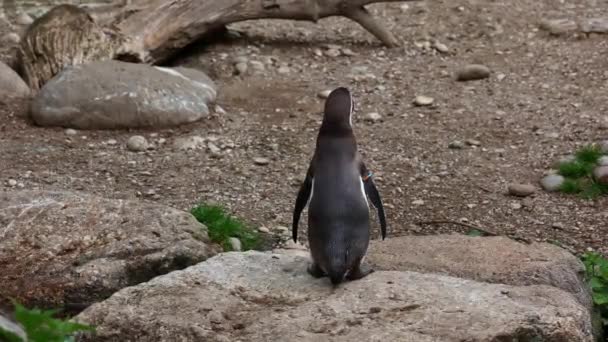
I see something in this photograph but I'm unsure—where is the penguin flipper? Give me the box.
[360,162,388,240]
[292,163,314,243]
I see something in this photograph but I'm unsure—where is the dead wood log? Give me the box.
[17,0,419,89]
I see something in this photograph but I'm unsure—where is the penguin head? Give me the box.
[321,87,354,131]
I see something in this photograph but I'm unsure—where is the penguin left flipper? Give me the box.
[292,163,314,243]
[360,162,387,240]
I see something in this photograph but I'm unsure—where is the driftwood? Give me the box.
[17,0,418,89]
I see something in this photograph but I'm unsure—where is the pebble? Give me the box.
[174,136,206,150]
[2,32,20,44]
[277,66,290,74]
[7,179,17,187]
[433,42,449,53]
[15,13,33,25]
[364,112,382,123]
[317,90,332,99]
[325,48,341,57]
[465,139,481,146]
[258,226,270,233]
[509,202,522,210]
[106,139,118,145]
[235,62,248,75]
[412,199,425,206]
[64,128,78,136]
[250,61,265,72]
[540,174,564,192]
[413,95,434,106]
[233,56,248,64]
[253,157,270,166]
[448,141,464,149]
[593,166,608,185]
[598,156,608,166]
[126,135,148,152]
[214,105,227,115]
[507,183,536,197]
[284,240,307,250]
[207,142,221,154]
[455,64,491,81]
[228,237,242,252]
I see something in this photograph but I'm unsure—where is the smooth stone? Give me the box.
[456,64,491,81]
[228,237,242,252]
[126,135,149,152]
[413,95,434,106]
[540,174,565,192]
[593,166,608,185]
[508,183,536,197]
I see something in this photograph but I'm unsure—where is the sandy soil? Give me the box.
[1,0,607,255]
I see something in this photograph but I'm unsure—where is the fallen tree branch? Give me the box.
[17,0,420,88]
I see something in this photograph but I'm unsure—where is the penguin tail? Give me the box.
[328,269,347,286]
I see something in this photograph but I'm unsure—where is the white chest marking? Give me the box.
[359,177,369,207]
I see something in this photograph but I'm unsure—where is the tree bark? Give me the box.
[17,0,418,89]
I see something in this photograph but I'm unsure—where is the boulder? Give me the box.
[75,251,593,342]
[0,61,30,98]
[366,235,592,310]
[0,190,221,312]
[30,60,217,129]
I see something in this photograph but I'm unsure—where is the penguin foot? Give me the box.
[307,263,326,278]
[346,263,374,281]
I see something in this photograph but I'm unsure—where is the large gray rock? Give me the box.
[30,60,217,129]
[367,235,592,310]
[0,61,30,98]
[0,190,220,312]
[75,251,593,342]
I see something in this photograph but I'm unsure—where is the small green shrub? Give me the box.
[558,160,594,179]
[0,302,93,342]
[190,203,260,251]
[559,178,581,194]
[582,252,608,333]
[575,145,603,165]
[556,144,607,199]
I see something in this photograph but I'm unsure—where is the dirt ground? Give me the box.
[1,0,607,256]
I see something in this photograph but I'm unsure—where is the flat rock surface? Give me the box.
[30,60,217,129]
[367,235,591,309]
[75,251,593,342]
[0,190,221,312]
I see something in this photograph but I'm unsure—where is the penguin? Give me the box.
[291,87,387,286]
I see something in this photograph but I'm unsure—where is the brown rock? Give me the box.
[593,166,608,184]
[367,234,592,310]
[0,190,221,313]
[507,183,536,197]
[455,64,491,81]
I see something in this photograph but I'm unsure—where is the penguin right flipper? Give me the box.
[292,162,314,243]
[360,162,387,240]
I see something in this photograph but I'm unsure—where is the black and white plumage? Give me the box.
[291,87,387,286]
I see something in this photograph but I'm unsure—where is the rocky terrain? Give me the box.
[1,0,608,341]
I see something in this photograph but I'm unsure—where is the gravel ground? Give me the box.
[1,0,607,255]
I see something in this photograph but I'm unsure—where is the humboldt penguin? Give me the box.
[291,87,387,286]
